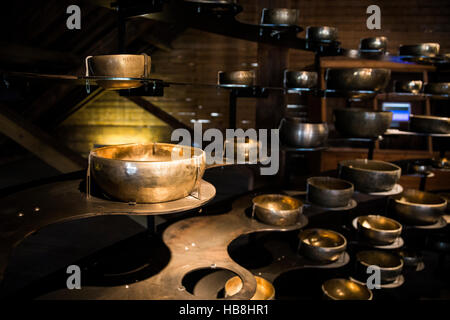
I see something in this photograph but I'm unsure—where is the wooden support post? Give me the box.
[0,105,85,173]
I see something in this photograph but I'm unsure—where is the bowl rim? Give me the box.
[252,193,303,213]
[298,228,347,249]
[392,189,447,208]
[321,278,373,300]
[307,176,354,191]
[410,114,450,122]
[356,250,404,270]
[89,54,150,59]
[356,215,402,233]
[339,159,401,174]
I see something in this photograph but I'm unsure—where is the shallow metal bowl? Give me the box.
[394,80,423,94]
[424,82,450,95]
[218,71,255,86]
[359,36,388,52]
[322,278,373,300]
[307,176,354,208]
[86,54,151,90]
[356,250,403,283]
[390,189,447,225]
[280,117,328,147]
[399,43,440,57]
[334,108,393,138]
[261,8,299,26]
[357,215,402,245]
[90,143,206,203]
[339,159,401,193]
[298,228,347,262]
[284,71,318,89]
[306,26,338,42]
[409,115,450,134]
[326,68,391,93]
[225,276,275,300]
[252,194,303,226]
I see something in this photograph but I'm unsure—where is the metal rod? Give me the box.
[368,139,375,160]
[419,175,427,191]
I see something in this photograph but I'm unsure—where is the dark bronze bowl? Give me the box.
[298,228,347,262]
[359,36,388,52]
[280,117,329,147]
[322,279,373,300]
[424,82,450,95]
[284,71,318,89]
[306,26,338,42]
[394,80,423,94]
[218,71,255,86]
[356,250,403,284]
[334,108,393,138]
[253,194,303,226]
[326,68,391,93]
[260,8,299,26]
[306,176,354,208]
[338,159,401,193]
[390,189,447,225]
[399,43,440,57]
[356,215,402,245]
[409,115,450,134]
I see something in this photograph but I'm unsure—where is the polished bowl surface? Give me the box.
[326,68,391,93]
[339,159,401,193]
[307,176,354,208]
[87,54,151,89]
[390,189,447,225]
[322,278,373,300]
[252,194,303,226]
[284,71,318,89]
[409,115,450,134]
[225,276,275,300]
[424,82,450,95]
[298,228,347,262]
[399,43,440,57]
[334,108,393,138]
[394,80,423,94]
[357,215,402,245]
[224,137,260,162]
[280,117,328,147]
[359,36,388,52]
[261,8,299,26]
[218,71,255,86]
[356,250,403,283]
[306,26,338,42]
[90,143,206,203]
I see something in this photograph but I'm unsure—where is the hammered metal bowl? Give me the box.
[326,68,391,93]
[359,36,388,52]
[90,143,206,203]
[260,8,299,26]
[284,71,318,89]
[338,159,401,193]
[409,115,450,134]
[252,194,303,226]
[390,189,447,225]
[280,117,329,147]
[307,177,354,208]
[218,71,255,86]
[225,276,275,300]
[306,26,338,42]
[334,108,393,138]
[424,82,450,95]
[298,228,347,262]
[322,279,373,300]
[356,250,403,284]
[399,43,440,57]
[86,54,151,90]
[357,215,402,245]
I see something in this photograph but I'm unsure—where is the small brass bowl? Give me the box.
[218,70,255,87]
[298,228,347,262]
[225,276,275,300]
[322,278,373,300]
[252,194,303,226]
[359,36,388,53]
[306,26,338,42]
[260,8,300,26]
[357,215,402,245]
[307,176,354,208]
[356,250,403,284]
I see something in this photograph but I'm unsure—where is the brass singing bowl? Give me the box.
[322,279,373,300]
[390,189,447,225]
[280,117,329,147]
[334,108,393,138]
[306,26,338,42]
[284,71,318,89]
[298,229,347,262]
[357,215,402,245]
[339,159,401,193]
[90,143,206,203]
[394,80,423,94]
[424,82,450,95]
[410,114,450,134]
[252,194,303,226]
[261,8,300,26]
[356,250,403,283]
[218,71,255,86]
[307,176,354,208]
[326,68,391,93]
[359,36,388,52]
[399,43,440,57]
[86,54,151,90]
[225,276,275,300]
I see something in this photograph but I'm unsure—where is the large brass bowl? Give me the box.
[307,176,354,208]
[356,250,403,284]
[90,143,206,203]
[339,159,401,193]
[390,189,447,225]
[280,117,329,147]
[357,215,402,245]
[399,43,440,57]
[252,194,303,226]
[326,68,391,93]
[298,228,347,262]
[334,108,393,138]
[86,54,151,90]
[225,276,275,300]
[409,115,450,134]
[322,278,373,300]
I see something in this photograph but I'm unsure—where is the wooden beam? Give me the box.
[125,96,194,135]
[0,105,85,173]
